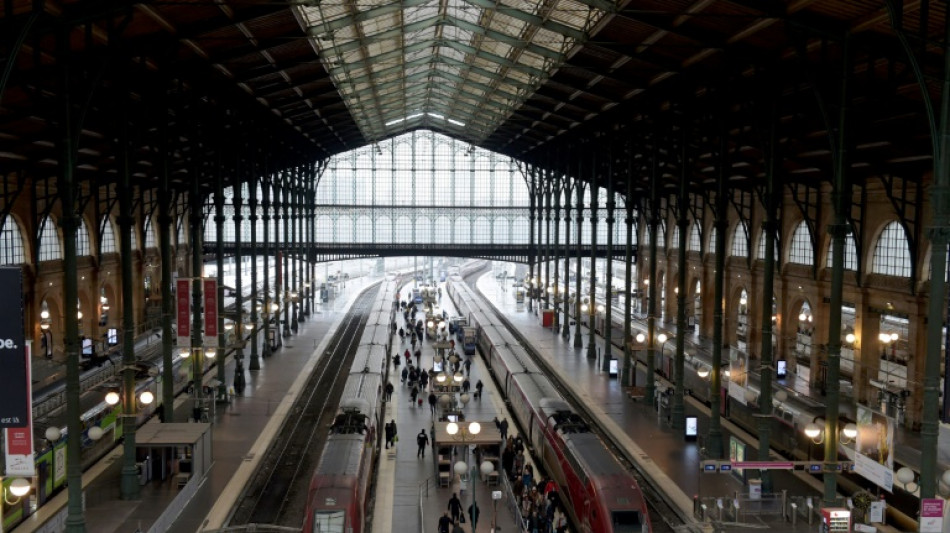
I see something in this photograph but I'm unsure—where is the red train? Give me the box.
[303,279,395,533]
[448,279,651,533]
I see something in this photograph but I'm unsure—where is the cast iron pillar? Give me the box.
[552,171,561,329]
[823,34,852,506]
[249,164,261,371]
[707,105,729,459]
[527,166,537,312]
[117,118,140,499]
[561,177,573,338]
[603,162,615,373]
[58,45,85,530]
[282,176,292,337]
[644,146,660,406]
[919,10,950,500]
[232,170,246,394]
[544,175,553,310]
[159,134,175,423]
[757,103,779,493]
[671,125,689,431]
[622,167,635,386]
[587,180,599,360]
[214,163,228,398]
[190,168,206,413]
[261,174,272,359]
[573,179,586,348]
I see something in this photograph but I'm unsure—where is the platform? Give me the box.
[476,274,909,533]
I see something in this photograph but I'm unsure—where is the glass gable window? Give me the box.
[38,216,62,261]
[788,221,813,265]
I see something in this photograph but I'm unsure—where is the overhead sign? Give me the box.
[0,268,28,428]
[177,278,191,347]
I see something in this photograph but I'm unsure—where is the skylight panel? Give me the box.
[488,12,528,37]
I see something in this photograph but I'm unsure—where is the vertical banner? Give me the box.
[203,278,218,346]
[854,404,895,491]
[728,348,750,404]
[276,250,283,290]
[177,278,192,347]
[5,341,35,475]
[0,267,28,428]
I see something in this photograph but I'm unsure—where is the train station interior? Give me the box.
[3,1,950,532]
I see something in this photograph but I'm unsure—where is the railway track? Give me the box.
[228,284,381,528]
[461,269,689,533]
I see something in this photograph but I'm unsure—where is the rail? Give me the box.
[418,475,436,533]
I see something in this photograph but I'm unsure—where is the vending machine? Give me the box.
[819,508,851,533]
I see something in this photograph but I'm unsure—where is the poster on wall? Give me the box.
[203,278,218,347]
[5,341,34,475]
[729,435,746,480]
[854,404,895,492]
[728,348,751,405]
[0,267,29,429]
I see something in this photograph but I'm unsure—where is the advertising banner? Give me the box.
[920,499,945,533]
[177,278,191,347]
[0,267,28,428]
[5,341,34,475]
[203,278,218,345]
[728,348,751,405]
[854,404,894,491]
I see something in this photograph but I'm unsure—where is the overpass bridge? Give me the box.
[204,242,636,264]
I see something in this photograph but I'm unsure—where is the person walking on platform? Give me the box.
[475,379,483,400]
[428,392,437,415]
[463,358,472,376]
[438,512,451,533]
[499,418,509,441]
[384,420,396,449]
[417,428,430,458]
[467,501,480,532]
[410,384,419,406]
[451,520,464,533]
[384,381,394,401]
[401,365,408,384]
[448,492,463,523]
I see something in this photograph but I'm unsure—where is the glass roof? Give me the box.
[297,0,614,144]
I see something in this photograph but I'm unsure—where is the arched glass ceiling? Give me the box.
[296,0,611,144]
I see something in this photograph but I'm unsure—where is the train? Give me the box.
[446,279,651,533]
[302,278,397,533]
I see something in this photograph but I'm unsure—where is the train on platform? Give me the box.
[302,279,397,533]
[446,279,651,533]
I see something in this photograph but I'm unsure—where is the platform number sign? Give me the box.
[0,268,28,428]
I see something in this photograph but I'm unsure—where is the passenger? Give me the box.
[438,512,451,533]
[499,418,509,440]
[428,392,437,415]
[416,428,429,458]
[410,385,419,406]
[463,358,472,375]
[384,382,394,401]
[475,380,483,400]
[448,492,463,523]
[401,366,408,384]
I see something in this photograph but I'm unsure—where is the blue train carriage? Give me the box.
[412,287,423,304]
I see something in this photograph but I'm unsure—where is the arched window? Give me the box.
[731,223,748,257]
[76,217,90,257]
[144,216,157,249]
[708,227,717,253]
[788,221,813,265]
[38,216,62,261]
[100,218,117,254]
[204,218,217,244]
[756,229,778,261]
[671,225,681,249]
[177,219,187,247]
[688,223,702,252]
[872,222,912,277]
[0,218,26,265]
[825,234,858,271]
